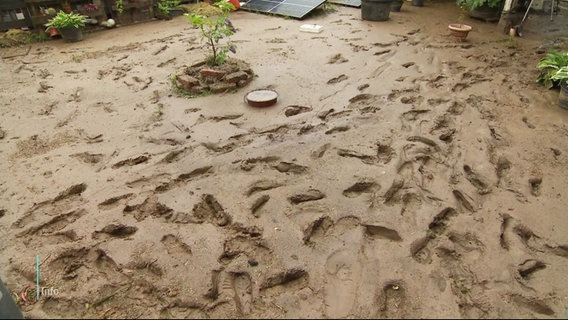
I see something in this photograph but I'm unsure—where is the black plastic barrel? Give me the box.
[361,0,393,21]
[559,82,568,110]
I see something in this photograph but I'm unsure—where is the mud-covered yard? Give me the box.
[1,2,568,318]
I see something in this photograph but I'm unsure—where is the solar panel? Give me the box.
[241,0,326,19]
[328,0,361,7]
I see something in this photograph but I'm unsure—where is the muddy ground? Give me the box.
[1,1,568,318]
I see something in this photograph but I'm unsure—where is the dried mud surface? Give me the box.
[1,2,568,319]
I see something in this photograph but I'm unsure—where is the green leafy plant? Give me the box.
[551,66,568,86]
[460,0,503,10]
[537,50,568,89]
[45,11,86,30]
[185,1,235,66]
[115,0,124,13]
[157,0,181,15]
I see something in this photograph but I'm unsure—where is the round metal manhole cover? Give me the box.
[245,89,278,108]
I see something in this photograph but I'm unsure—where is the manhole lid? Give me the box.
[245,89,278,108]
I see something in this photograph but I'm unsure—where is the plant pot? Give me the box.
[58,27,83,42]
[361,0,393,21]
[390,0,403,12]
[48,27,60,38]
[448,23,472,42]
[559,81,568,110]
[411,0,424,7]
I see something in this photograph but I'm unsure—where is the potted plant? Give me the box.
[45,11,86,42]
[462,0,504,22]
[448,0,472,42]
[537,50,568,109]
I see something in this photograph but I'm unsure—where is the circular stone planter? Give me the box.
[174,58,254,96]
[448,24,472,42]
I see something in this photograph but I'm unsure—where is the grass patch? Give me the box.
[0,29,49,48]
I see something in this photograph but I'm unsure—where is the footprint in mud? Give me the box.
[510,294,555,316]
[111,154,150,169]
[376,281,408,318]
[220,235,272,265]
[364,224,402,242]
[193,194,232,227]
[230,272,253,316]
[325,126,350,135]
[452,190,476,212]
[161,234,192,257]
[155,166,214,193]
[49,247,127,281]
[327,74,348,84]
[376,143,395,165]
[438,128,456,143]
[311,143,331,159]
[246,180,283,196]
[70,152,104,164]
[342,180,379,198]
[447,231,484,253]
[284,105,312,117]
[288,189,325,205]
[92,224,138,239]
[250,195,270,218]
[327,53,348,64]
[324,249,361,318]
[12,183,87,229]
[410,236,433,264]
[495,156,511,182]
[318,109,352,122]
[159,147,191,164]
[17,209,86,246]
[98,193,134,210]
[273,162,308,174]
[347,92,380,109]
[517,259,546,280]
[399,109,430,132]
[410,207,459,264]
[303,216,334,245]
[383,177,404,205]
[447,100,466,115]
[237,156,280,171]
[260,268,309,292]
[463,165,492,194]
[123,196,173,222]
[337,149,376,165]
[202,139,252,154]
[528,177,542,197]
[400,96,423,106]
[428,207,458,236]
